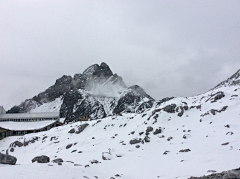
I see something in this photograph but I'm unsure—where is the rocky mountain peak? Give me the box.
[55,75,72,85]
[214,69,240,89]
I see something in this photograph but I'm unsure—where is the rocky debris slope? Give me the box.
[7,62,154,122]
[189,167,240,179]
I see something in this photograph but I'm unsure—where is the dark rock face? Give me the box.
[211,92,225,103]
[32,155,50,163]
[155,97,174,108]
[113,85,154,114]
[214,69,240,89]
[0,153,17,165]
[136,100,154,113]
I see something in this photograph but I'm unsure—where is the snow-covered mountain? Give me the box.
[1,69,240,178]
[7,62,154,123]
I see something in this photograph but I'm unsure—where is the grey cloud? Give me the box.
[0,0,240,109]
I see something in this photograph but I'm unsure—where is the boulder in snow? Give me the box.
[0,153,17,165]
[32,155,50,163]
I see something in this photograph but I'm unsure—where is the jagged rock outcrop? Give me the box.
[7,62,154,123]
[113,85,154,114]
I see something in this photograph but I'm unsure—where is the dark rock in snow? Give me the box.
[90,160,100,164]
[163,151,170,155]
[66,144,73,149]
[178,111,184,117]
[68,128,75,134]
[52,158,63,165]
[32,155,50,163]
[10,148,14,152]
[76,123,89,134]
[146,126,153,133]
[10,141,23,148]
[163,104,176,113]
[190,167,240,179]
[0,153,17,165]
[153,128,162,135]
[179,149,191,152]
[144,135,150,143]
[221,142,229,146]
[135,145,140,148]
[129,138,142,144]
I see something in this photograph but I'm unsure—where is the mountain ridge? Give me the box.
[7,62,154,123]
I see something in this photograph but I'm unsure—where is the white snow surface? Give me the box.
[1,84,240,179]
[30,97,63,113]
[0,121,56,130]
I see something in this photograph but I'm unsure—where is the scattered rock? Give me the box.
[135,145,140,148]
[221,142,229,146]
[178,111,184,117]
[167,137,173,141]
[146,126,153,133]
[66,144,73,149]
[153,128,162,135]
[0,153,17,165]
[139,132,144,135]
[163,150,170,155]
[129,138,142,145]
[226,132,234,135]
[75,123,89,134]
[179,149,191,152]
[71,150,77,153]
[32,155,50,163]
[68,128,75,134]
[90,160,100,164]
[10,141,23,148]
[52,158,63,165]
[144,135,150,143]
[10,148,14,152]
[163,104,176,113]
[224,124,230,128]
[183,134,191,139]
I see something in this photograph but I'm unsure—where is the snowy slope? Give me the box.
[1,82,240,179]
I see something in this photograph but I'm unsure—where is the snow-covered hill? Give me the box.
[1,70,240,179]
[7,63,154,123]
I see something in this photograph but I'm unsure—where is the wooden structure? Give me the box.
[79,115,89,121]
[0,106,63,140]
[0,121,63,140]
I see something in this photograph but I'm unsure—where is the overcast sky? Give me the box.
[1,0,240,110]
